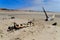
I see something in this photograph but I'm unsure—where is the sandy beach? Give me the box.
[0,11,60,40]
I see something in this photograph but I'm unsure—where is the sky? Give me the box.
[0,0,60,12]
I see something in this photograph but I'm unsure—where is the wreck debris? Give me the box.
[52,22,57,26]
[42,7,55,21]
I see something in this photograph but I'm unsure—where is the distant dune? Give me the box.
[0,8,57,13]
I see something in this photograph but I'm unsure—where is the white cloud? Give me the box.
[53,0,59,1]
[21,0,60,12]
[34,0,44,4]
[43,0,60,12]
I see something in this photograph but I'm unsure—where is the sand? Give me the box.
[0,11,60,40]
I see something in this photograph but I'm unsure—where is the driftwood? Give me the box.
[7,19,35,31]
[27,19,35,26]
[27,21,34,26]
[7,22,27,31]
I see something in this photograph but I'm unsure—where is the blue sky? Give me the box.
[0,0,60,12]
[0,0,34,9]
